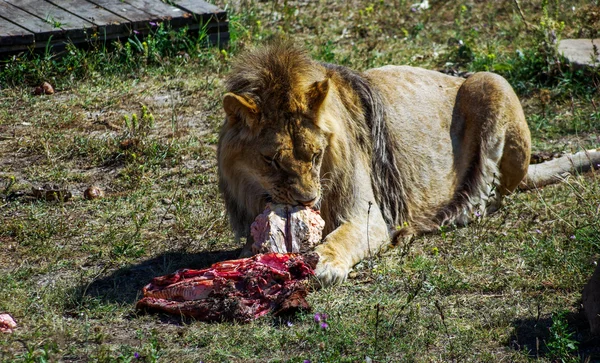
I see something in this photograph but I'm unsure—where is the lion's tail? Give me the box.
[519,149,600,190]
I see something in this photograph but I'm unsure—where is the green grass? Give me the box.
[1,0,600,361]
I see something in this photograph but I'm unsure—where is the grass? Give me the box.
[1,0,600,361]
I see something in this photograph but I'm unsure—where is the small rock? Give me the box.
[42,82,54,95]
[83,186,105,200]
[33,82,55,95]
[438,68,473,78]
[411,0,429,11]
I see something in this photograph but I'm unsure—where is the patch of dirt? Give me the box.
[0,236,21,270]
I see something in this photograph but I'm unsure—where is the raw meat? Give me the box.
[251,204,325,254]
[136,252,318,322]
[0,313,16,333]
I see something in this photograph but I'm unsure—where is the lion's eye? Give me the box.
[262,155,279,169]
[312,151,322,165]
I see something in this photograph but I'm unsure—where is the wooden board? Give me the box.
[174,1,228,37]
[207,30,229,46]
[174,0,226,20]
[89,0,227,37]
[4,0,94,41]
[0,0,229,55]
[173,0,228,41]
[86,0,162,28]
[123,0,185,20]
[0,1,63,43]
[44,0,130,38]
[0,17,33,46]
[45,0,129,26]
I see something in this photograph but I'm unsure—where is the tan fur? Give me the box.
[218,41,535,285]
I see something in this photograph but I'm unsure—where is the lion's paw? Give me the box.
[314,251,351,287]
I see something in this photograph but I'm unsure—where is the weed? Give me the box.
[546,310,579,362]
[123,105,155,140]
[44,15,63,29]
[13,341,58,363]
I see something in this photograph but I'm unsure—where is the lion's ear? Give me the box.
[223,93,260,129]
[307,79,330,112]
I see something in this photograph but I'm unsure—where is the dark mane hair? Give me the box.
[322,63,408,227]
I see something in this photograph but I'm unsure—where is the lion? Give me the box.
[217,41,600,286]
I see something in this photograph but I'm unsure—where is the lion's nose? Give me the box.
[297,197,318,207]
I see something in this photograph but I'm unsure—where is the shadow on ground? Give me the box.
[74,248,241,306]
[509,310,600,361]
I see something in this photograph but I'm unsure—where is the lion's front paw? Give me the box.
[314,250,351,287]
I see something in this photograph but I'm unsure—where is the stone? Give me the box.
[558,39,600,67]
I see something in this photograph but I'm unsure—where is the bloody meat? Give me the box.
[136,253,318,322]
[0,313,16,333]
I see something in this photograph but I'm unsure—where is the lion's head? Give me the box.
[217,42,340,234]
[218,41,374,242]
[221,90,328,207]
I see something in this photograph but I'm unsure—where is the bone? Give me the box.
[250,203,325,254]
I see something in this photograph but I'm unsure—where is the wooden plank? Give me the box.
[123,0,185,20]
[173,0,226,20]
[203,21,228,33]
[0,0,228,55]
[85,0,158,24]
[0,1,62,42]
[118,0,201,32]
[44,0,130,39]
[0,16,34,46]
[175,0,221,13]
[4,0,95,41]
[171,1,228,39]
[45,0,129,26]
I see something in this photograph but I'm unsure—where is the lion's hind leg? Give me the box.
[433,148,502,228]
[434,72,530,228]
